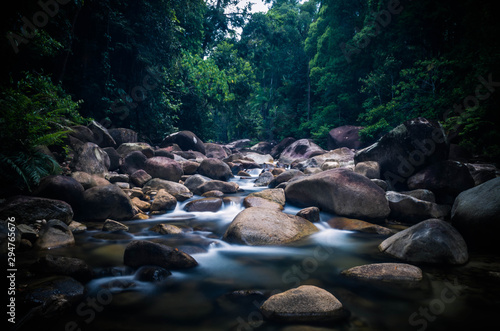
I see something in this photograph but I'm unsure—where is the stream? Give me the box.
[19,169,500,330]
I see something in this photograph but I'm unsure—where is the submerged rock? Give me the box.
[379,219,468,264]
[341,263,422,287]
[124,240,198,270]
[223,207,318,246]
[260,285,347,323]
[35,220,75,250]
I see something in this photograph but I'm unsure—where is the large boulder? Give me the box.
[328,125,365,150]
[407,161,475,204]
[183,174,212,193]
[465,163,497,186]
[108,128,137,145]
[0,196,73,225]
[184,198,223,212]
[144,157,183,182]
[124,240,198,269]
[204,143,228,159]
[222,207,318,246]
[243,152,273,165]
[143,178,193,201]
[354,118,448,189]
[71,142,110,175]
[250,141,274,155]
[271,137,296,159]
[160,131,206,154]
[247,188,286,206]
[279,139,325,164]
[195,180,239,195]
[285,169,390,221]
[379,219,468,264]
[35,219,75,250]
[451,177,500,248]
[254,171,274,187]
[260,285,347,323]
[33,175,84,214]
[102,147,122,171]
[88,120,116,148]
[386,191,450,223]
[121,150,147,175]
[225,139,252,152]
[150,189,177,212]
[80,185,135,221]
[197,158,233,181]
[116,142,154,158]
[268,169,305,189]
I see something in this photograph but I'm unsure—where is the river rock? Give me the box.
[271,137,296,159]
[254,171,274,187]
[198,158,233,181]
[183,174,212,192]
[399,189,436,203]
[102,219,129,232]
[371,179,388,191]
[184,198,223,212]
[225,139,252,152]
[150,189,177,212]
[130,169,152,187]
[279,139,325,164]
[314,148,356,165]
[144,179,193,201]
[260,285,347,323]
[124,240,198,269]
[354,118,448,189]
[0,196,73,225]
[72,142,110,175]
[268,169,305,188]
[407,160,475,204]
[132,197,150,212]
[328,217,394,235]
[22,276,85,317]
[451,177,500,248]
[160,131,206,154]
[250,141,275,154]
[247,188,286,206]
[121,150,147,175]
[180,160,200,175]
[341,263,422,287]
[35,220,75,250]
[116,142,154,158]
[223,207,318,246]
[328,125,365,150]
[102,147,122,171]
[285,169,390,221]
[243,196,283,210]
[354,161,380,179]
[31,254,93,283]
[150,224,183,235]
[296,207,320,223]
[108,128,137,145]
[244,152,274,165]
[134,266,171,282]
[195,180,239,195]
[204,143,228,159]
[386,191,450,223]
[88,120,116,148]
[80,185,135,221]
[33,175,84,214]
[144,157,183,182]
[465,163,497,186]
[378,219,468,264]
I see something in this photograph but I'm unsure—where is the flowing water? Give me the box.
[19,169,500,330]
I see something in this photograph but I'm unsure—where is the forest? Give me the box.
[2,0,500,188]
